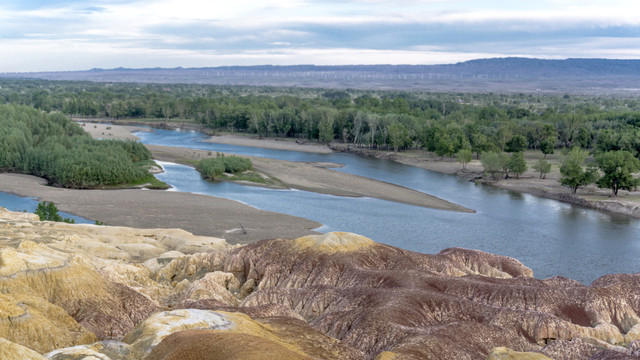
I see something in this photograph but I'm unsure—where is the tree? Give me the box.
[505,135,528,153]
[481,152,505,180]
[456,149,472,169]
[435,137,454,159]
[540,138,555,158]
[532,159,551,179]
[559,148,598,194]
[508,152,528,179]
[318,118,334,144]
[387,122,409,153]
[34,201,75,223]
[595,150,640,196]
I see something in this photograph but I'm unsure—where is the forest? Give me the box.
[0,103,155,188]
[2,79,640,160]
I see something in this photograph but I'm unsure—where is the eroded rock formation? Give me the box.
[1,208,640,359]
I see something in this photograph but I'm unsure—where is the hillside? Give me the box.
[2,207,640,359]
[3,58,640,94]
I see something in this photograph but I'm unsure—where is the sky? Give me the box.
[0,0,639,72]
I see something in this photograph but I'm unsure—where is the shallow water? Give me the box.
[0,191,92,224]
[136,128,640,284]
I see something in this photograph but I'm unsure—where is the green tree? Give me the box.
[595,150,640,196]
[387,122,409,153]
[540,138,555,158]
[560,148,598,194]
[505,135,528,153]
[434,137,454,159]
[34,201,75,223]
[456,149,472,169]
[508,152,528,179]
[481,152,505,180]
[532,159,552,179]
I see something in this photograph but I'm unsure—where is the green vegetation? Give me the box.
[595,150,640,196]
[3,79,640,159]
[508,152,528,179]
[34,201,74,223]
[560,148,598,194]
[3,79,640,191]
[481,152,506,180]
[0,103,158,188]
[532,159,552,179]
[456,149,472,169]
[196,155,253,181]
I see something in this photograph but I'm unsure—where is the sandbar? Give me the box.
[0,173,320,244]
[147,144,474,212]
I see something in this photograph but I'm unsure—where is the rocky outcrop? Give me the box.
[2,209,640,359]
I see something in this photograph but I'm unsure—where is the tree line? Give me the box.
[0,103,152,188]
[2,79,640,194]
[2,79,640,158]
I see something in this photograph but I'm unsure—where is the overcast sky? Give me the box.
[1,0,639,72]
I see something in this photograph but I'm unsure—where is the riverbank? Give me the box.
[331,144,640,219]
[80,120,640,218]
[0,173,320,244]
[147,144,473,212]
[205,134,333,154]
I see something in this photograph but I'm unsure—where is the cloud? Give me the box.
[0,0,639,71]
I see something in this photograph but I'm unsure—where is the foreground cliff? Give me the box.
[1,208,639,359]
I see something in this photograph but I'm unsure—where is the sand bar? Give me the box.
[205,134,333,153]
[0,173,320,244]
[147,144,474,212]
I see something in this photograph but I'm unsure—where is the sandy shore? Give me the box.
[147,144,473,212]
[77,120,149,141]
[0,173,320,244]
[205,134,333,153]
[332,144,640,219]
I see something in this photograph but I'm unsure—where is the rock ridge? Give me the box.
[1,208,640,359]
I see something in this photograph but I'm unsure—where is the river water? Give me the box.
[136,128,639,284]
[0,127,637,283]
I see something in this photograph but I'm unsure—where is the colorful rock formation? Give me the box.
[1,208,640,359]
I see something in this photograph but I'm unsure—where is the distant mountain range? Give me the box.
[3,57,640,94]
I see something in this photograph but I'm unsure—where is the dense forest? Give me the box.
[2,79,640,160]
[0,103,154,188]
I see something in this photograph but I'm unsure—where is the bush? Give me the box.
[197,158,226,180]
[221,156,252,173]
[34,201,75,223]
[196,155,252,180]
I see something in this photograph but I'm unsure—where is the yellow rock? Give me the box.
[123,309,234,358]
[0,294,96,353]
[182,271,241,305]
[0,337,43,360]
[45,343,114,360]
[374,351,402,359]
[486,347,552,360]
[294,232,374,253]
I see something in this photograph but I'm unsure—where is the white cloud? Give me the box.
[0,0,639,71]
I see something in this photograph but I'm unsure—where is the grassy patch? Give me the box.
[222,171,282,186]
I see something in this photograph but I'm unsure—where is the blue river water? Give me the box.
[0,191,92,224]
[135,128,639,284]
[0,126,637,283]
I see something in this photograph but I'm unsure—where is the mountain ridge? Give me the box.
[3,57,640,94]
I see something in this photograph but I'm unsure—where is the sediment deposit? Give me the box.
[1,208,639,359]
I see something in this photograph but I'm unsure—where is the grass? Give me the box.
[97,160,170,190]
[221,171,282,186]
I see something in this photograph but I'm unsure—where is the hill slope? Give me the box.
[3,57,640,94]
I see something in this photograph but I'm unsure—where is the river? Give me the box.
[136,128,639,284]
[1,127,638,283]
